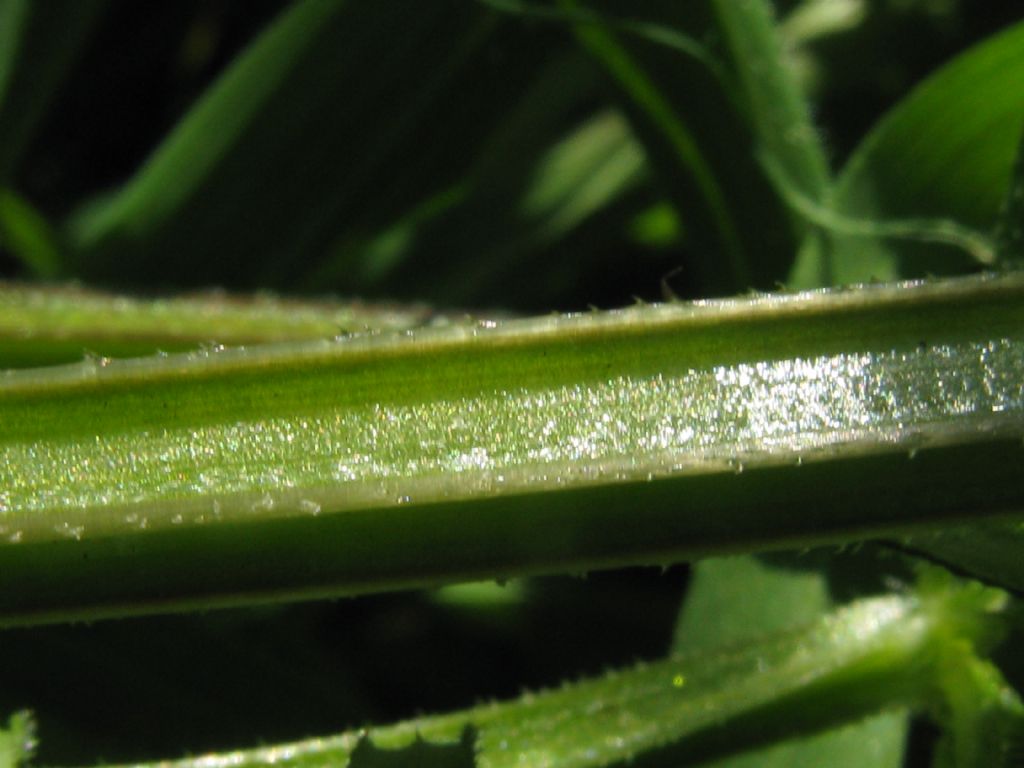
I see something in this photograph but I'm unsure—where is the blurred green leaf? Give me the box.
[66,1,567,294]
[780,0,866,46]
[565,9,742,292]
[518,111,643,239]
[776,0,868,101]
[301,182,470,291]
[412,109,648,306]
[0,711,33,768]
[674,557,830,654]
[710,0,831,214]
[709,0,835,290]
[769,153,997,286]
[554,0,838,294]
[563,1,805,295]
[0,0,106,183]
[69,0,344,252]
[0,189,61,279]
[789,18,1024,287]
[304,53,651,307]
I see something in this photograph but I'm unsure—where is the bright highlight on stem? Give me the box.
[0,273,1022,623]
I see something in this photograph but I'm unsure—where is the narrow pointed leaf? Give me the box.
[0,189,62,279]
[68,0,344,251]
[709,0,833,288]
[308,102,649,308]
[710,0,830,208]
[563,1,799,293]
[65,1,558,291]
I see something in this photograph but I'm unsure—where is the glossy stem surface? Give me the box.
[1,274,1023,624]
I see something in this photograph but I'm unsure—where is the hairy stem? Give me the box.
[1,274,1022,624]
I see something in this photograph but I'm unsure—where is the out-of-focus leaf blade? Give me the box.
[400,109,648,307]
[710,0,830,211]
[303,52,652,308]
[518,112,644,241]
[563,1,800,294]
[0,0,106,183]
[566,11,747,292]
[789,19,1024,287]
[69,0,343,249]
[708,0,834,291]
[692,715,905,768]
[674,556,829,653]
[347,728,475,768]
[0,189,62,279]
[780,0,865,46]
[552,0,835,292]
[65,1,564,293]
[0,711,33,768]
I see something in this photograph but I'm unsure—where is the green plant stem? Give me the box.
[91,581,1011,768]
[0,282,434,367]
[710,0,830,207]
[1,274,1023,624]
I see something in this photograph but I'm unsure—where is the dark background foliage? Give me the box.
[3,0,1021,309]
